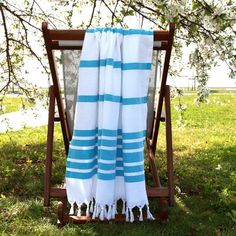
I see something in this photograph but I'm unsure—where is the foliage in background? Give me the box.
[0,0,235,102]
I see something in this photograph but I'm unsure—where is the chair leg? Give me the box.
[165,86,174,206]
[57,200,66,227]
[44,86,55,207]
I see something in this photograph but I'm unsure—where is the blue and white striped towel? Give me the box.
[66,28,154,222]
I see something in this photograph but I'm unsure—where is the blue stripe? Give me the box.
[98,129,122,137]
[122,63,152,70]
[66,169,96,179]
[70,138,122,147]
[116,161,123,167]
[98,149,117,160]
[99,94,121,103]
[66,160,97,169]
[123,130,146,139]
[122,97,147,105]
[116,170,124,176]
[70,139,97,146]
[80,59,121,68]
[80,60,99,67]
[77,95,98,102]
[77,95,147,105]
[86,28,153,36]
[123,141,144,149]
[124,165,144,173]
[98,162,115,170]
[124,174,145,182]
[98,148,123,160]
[80,59,151,70]
[123,151,144,163]
[98,139,117,147]
[68,148,97,159]
[98,172,116,180]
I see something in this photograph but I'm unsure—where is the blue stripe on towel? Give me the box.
[68,148,97,159]
[70,139,97,146]
[86,28,153,36]
[122,63,152,70]
[98,172,116,180]
[123,130,146,139]
[123,151,144,163]
[98,162,116,170]
[116,170,124,176]
[66,169,96,179]
[122,97,147,105]
[80,59,121,68]
[98,129,122,137]
[116,161,123,167]
[99,94,121,103]
[98,139,117,147]
[80,59,151,70]
[77,95,99,102]
[124,174,145,182]
[98,149,122,160]
[77,95,147,105]
[66,160,97,169]
[124,165,144,173]
[70,138,123,148]
[122,141,144,149]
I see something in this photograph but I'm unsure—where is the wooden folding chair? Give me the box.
[42,22,175,226]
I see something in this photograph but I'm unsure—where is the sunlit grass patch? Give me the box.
[0,96,32,115]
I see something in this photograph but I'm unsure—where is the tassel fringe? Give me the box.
[68,201,155,222]
[139,206,143,221]
[77,204,81,217]
[146,205,155,220]
[69,203,74,215]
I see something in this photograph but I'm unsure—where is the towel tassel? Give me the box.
[139,206,143,221]
[107,205,112,220]
[99,207,105,221]
[147,205,155,220]
[96,205,101,217]
[92,205,97,219]
[125,206,129,222]
[122,199,126,214]
[86,203,90,217]
[90,200,94,213]
[129,208,134,223]
[111,204,116,219]
[69,202,74,215]
[77,204,81,217]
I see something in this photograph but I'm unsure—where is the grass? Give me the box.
[0,96,32,115]
[0,93,236,235]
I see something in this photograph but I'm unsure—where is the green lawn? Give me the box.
[0,96,32,115]
[0,93,235,235]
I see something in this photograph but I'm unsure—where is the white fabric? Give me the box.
[65,28,154,222]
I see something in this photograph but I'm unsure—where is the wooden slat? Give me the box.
[48,29,170,41]
[50,41,168,50]
[50,187,66,198]
[146,186,169,198]
[50,186,169,199]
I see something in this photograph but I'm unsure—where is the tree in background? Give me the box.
[0,0,235,102]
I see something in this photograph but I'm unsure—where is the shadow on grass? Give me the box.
[0,141,66,197]
[0,134,235,235]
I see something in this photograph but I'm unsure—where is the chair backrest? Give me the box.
[42,22,175,153]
